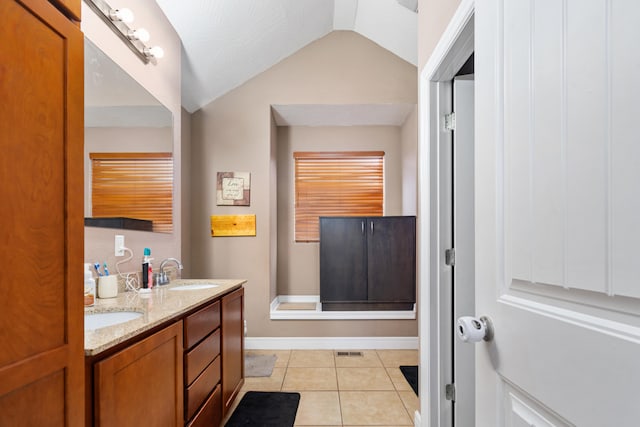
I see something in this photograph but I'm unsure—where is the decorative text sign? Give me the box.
[216,172,250,206]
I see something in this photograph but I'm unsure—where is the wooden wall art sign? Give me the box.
[210,215,256,237]
[216,172,251,206]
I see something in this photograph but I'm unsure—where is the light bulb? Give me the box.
[144,46,164,59]
[127,28,150,42]
[109,8,134,24]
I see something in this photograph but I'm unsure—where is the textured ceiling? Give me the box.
[155,0,417,113]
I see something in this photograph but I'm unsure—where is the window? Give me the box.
[90,152,173,233]
[294,151,384,242]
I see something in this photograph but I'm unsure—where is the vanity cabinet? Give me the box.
[94,322,183,427]
[221,287,245,417]
[320,216,416,311]
[86,285,244,427]
[0,0,84,425]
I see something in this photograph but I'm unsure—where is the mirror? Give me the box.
[84,38,174,233]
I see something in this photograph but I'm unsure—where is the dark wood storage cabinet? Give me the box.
[0,0,84,425]
[320,216,416,311]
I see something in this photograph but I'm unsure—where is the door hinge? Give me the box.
[445,248,455,266]
[444,112,456,131]
[445,383,456,401]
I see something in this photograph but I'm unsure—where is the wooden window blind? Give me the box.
[90,152,173,233]
[294,151,384,242]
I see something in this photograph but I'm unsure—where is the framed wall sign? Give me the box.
[216,172,251,206]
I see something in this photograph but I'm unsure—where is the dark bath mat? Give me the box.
[400,365,418,396]
[225,391,300,427]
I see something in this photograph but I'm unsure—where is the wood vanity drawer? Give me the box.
[185,329,220,385]
[186,355,221,421]
[187,383,222,427]
[184,301,220,349]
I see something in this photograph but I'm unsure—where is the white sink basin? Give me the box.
[85,311,143,330]
[169,283,219,291]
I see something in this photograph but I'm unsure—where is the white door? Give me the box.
[452,74,475,427]
[475,1,640,426]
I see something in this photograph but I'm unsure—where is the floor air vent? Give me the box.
[335,351,363,357]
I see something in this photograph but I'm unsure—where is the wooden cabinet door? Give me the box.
[94,322,184,427]
[319,217,368,303]
[50,0,81,21]
[367,217,416,303]
[0,1,84,426]
[221,287,244,417]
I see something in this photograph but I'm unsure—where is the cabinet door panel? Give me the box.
[95,322,183,427]
[367,217,416,302]
[221,288,244,417]
[0,0,83,425]
[319,217,368,302]
[49,0,81,20]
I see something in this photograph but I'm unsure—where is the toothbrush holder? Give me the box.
[98,276,118,299]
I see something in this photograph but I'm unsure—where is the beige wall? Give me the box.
[269,117,279,303]
[418,0,462,72]
[401,106,418,215]
[82,1,183,269]
[191,31,418,338]
[181,108,193,277]
[276,126,404,296]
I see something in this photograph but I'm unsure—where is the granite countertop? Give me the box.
[84,279,246,356]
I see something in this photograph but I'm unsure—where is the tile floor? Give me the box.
[225,349,419,426]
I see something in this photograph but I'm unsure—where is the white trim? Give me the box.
[418,1,475,426]
[275,295,320,303]
[499,294,640,344]
[269,296,416,320]
[245,336,419,350]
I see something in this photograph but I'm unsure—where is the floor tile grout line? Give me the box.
[243,349,418,426]
[332,350,345,427]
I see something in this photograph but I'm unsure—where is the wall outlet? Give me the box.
[115,235,125,256]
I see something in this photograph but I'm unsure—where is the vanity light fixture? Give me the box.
[143,46,165,59]
[84,0,163,64]
[109,7,134,23]
[127,28,150,43]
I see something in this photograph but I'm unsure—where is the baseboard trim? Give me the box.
[414,410,421,426]
[244,336,419,350]
[270,296,416,320]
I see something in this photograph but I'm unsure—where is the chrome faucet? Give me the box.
[157,258,183,285]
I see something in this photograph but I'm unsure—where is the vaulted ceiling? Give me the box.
[155,0,418,113]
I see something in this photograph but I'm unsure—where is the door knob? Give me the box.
[457,316,494,343]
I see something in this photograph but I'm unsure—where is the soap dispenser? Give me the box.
[84,263,96,307]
